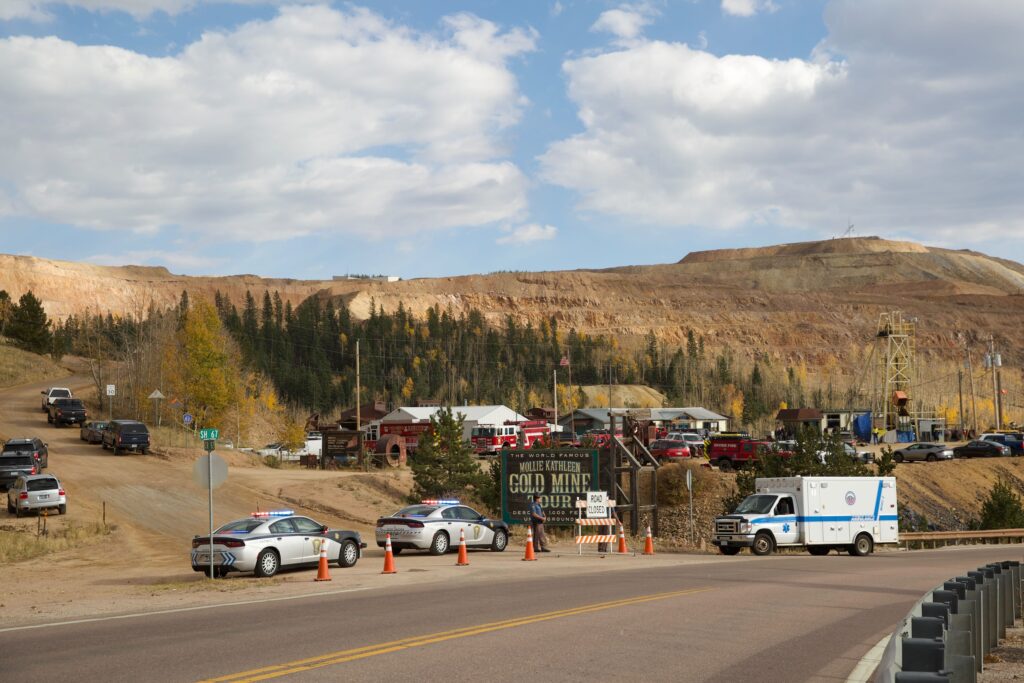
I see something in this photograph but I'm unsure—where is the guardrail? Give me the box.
[873,559,1020,682]
[900,529,1024,549]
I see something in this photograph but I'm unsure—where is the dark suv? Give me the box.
[3,437,48,469]
[48,398,88,427]
[101,420,151,455]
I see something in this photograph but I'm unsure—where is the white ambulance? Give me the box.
[712,476,898,557]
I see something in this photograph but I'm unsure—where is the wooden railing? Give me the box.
[899,528,1024,549]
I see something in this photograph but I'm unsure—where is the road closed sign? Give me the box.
[586,491,608,518]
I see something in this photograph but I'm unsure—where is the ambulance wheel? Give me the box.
[850,534,874,557]
[429,531,449,555]
[807,546,831,556]
[751,532,774,556]
[718,546,741,556]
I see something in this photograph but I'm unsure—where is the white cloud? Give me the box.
[1,0,323,21]
[496,223,557,245]
[541,0,1024,241]
[551,2,564,18]
[590,4,658,41]
[0,6,535,240]
[721,0,778,18]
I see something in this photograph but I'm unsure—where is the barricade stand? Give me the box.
[575,499,619,556]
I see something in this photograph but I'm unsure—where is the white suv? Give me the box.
[40,387,72,411]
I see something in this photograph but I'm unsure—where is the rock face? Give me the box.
[2,237,1022,360]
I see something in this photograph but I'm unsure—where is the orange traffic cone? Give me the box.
[456,528,469,566]
[314,540,332,581]
[382,533,398,574]
[643,525,655,555]
[617,523,628,554]
[523,526,537,561]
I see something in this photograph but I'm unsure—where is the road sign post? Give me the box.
[193,437,226,581]
[686,469,694,545]
[106,384,115,420]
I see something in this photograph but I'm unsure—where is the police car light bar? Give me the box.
[421,499,459,506]
[252,509,294,518]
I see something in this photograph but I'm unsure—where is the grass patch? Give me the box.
[0,340,65,389]
[147,576,285,594]
[0,521,114,564]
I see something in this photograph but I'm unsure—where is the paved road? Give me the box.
[3,545,1019,682]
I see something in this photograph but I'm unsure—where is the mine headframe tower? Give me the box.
[876,311,916,433]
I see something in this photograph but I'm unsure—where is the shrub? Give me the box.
[977,478,1024,529]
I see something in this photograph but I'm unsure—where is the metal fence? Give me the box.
[873,559,1020,682]
[900,530,1024,549]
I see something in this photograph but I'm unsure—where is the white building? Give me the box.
[380,405,528,441]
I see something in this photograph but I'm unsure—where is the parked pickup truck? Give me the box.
[0,454,39,490]
[708,436,791,471]
[40,387,72,411]
[48,398,88,427]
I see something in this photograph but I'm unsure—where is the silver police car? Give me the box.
[375,500,510,555]
[191,510,366,578]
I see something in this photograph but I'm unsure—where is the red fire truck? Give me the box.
[471,420,550,456]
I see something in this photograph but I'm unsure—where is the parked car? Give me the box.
[953,440,1009,458]
[376,501,509,555]
[40,387,71,411]
[101,420,150,455]
[666,432,706,455]
[649,439,691,462]
[7,474,65,516]
[893,443,954,463]
[980,433,1024,456]
[3,437,48,469]
[0,454,39,490]
[553,432,580,447]
[80,421,108,444]
[191,511,365,578]
[48,397,88,427]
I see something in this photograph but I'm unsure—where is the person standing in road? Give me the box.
[530,494,550,553]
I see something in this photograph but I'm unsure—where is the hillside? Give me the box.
[3,236,1024,370]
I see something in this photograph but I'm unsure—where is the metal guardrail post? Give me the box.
[977,567,999,650]
[954,576,982,673]
[996,562,1015,628]
[902,638,945,673]
[985,564,1008,639]
[965,571,991,657]
[911,617,945,639]
[1005,560,1022,619]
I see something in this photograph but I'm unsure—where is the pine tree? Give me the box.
[978,479,1024,529]
[410,407,483,500]
[7,291,51,354]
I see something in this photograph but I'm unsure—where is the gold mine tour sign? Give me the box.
[501,449,600,525]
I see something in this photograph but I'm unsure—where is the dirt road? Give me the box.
[0,370,416,624]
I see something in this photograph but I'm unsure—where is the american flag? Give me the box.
[560,356,570,367]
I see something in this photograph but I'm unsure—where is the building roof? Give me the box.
[560,407,729,423]
[776,408,824,421]
[382,405,527,424]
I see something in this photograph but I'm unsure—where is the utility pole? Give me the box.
[957,369,965,438]
[967,347,979,436]
[985,336,1002,430]
[553,369,558,437]
[355,339,361,432]
[566,353,575,438]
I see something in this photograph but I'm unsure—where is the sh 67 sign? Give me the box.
[501,449,599,525]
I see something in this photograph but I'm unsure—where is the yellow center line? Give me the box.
[201,586,713,683]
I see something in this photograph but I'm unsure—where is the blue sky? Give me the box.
[1,1,1023,279]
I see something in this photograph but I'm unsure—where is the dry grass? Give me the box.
[0,340,66,388]
[0,521,114,564]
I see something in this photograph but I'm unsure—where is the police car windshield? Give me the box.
[216,519,264,533]
[395,505,437,517]
[734,494,777,515]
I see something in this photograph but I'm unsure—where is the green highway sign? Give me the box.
[199,428,219,441]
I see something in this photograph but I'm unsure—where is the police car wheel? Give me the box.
[429,531,449,555]
[490,528,508,552]
[391,547,403,555]
[254,549,280,577]
[718,546,740,556]
[338,540,358,568]
[751,532,774,556]
[214,567,229,578]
